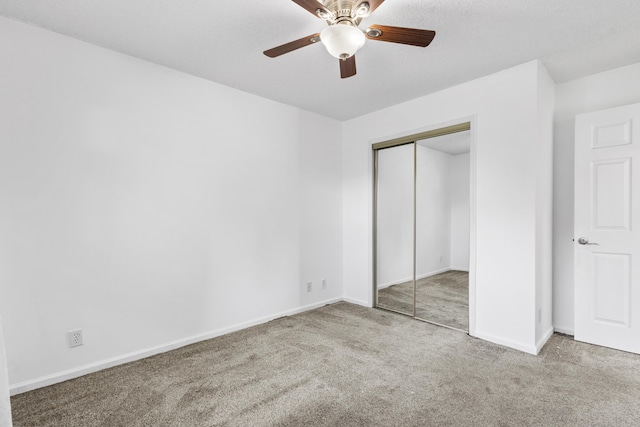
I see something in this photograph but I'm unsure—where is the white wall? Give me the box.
[376,144,468,287]
[552,62,640,334]
[343,60,554,354]
[0,17,343,392]
[535,63,555,347]
[376,144,414,287]
[449,153,470,271]
[416,145,452,277]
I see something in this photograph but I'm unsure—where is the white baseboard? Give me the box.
[472,330,538,355]
[417,268,453,280]
[377,268,452,290]
[475,327,554,355]
[10,296,344,396]
[536,326,554,354]
[377,275,413,290]
[342,296,371,308]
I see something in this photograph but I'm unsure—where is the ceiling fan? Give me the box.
[263,0,436,78]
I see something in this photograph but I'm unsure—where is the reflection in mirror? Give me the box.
[415,131,470,331]
[375,143,415,316]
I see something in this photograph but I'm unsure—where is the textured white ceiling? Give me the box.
[1,0,640,120]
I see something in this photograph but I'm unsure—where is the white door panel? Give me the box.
[592,159,631,230]
[574,103,640,354]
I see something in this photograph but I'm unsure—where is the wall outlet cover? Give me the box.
[68,329,83,348]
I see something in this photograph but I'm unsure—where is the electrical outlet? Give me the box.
[439,255,443,264]
[68,329,83,348]
[321,278,327,289]
[537,308,542,323]
[306,281,312,292]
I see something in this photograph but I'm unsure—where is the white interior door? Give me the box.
[574,102,640,354]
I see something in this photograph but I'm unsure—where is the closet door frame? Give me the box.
[372,121,474,332]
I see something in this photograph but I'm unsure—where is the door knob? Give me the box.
[577,237,598,245]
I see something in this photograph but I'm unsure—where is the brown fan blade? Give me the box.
[353,0,385,16]
[340,56,357,79]
[291,0,331,18]
[263,33,321,58]
[365,24,435,47]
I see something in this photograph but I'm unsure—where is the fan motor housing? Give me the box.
[318,0,368,25]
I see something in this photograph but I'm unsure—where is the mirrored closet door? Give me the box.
[374,125,471,331]
[375,142,415,316]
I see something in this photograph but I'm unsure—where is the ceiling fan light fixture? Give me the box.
[355,2,370,17]
[320,23,366,59]
[316,8,332,20]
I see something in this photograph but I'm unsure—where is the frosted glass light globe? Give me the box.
[320,24,366,59]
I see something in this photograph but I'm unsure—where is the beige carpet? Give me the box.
[377,270,469,330]
[11,302,640,426]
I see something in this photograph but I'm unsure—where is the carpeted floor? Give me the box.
[377,270,468,330]
[10,302,640,426]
